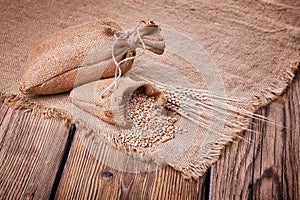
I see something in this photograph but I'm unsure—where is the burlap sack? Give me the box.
[69,76,166,127]
[19,19,165,95]
[0,0,299,178]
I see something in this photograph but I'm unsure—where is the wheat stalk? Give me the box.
[130,72,285,136]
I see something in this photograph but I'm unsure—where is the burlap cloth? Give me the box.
[1,0,299,178]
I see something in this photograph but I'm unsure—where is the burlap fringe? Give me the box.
[174,62,299,179]
[0,92,73,124]
[251,62,300,107]
[0,62,298,179]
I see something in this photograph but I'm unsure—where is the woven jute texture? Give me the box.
[0,0,299,178]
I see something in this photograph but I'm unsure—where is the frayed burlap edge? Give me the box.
[0,92,72,124]
[173,62,300,179]
[0,62,299,179]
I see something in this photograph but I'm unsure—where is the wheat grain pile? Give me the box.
[113,88,181,152]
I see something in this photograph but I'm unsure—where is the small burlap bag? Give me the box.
[20,19,165,95]
[0,0,299,178]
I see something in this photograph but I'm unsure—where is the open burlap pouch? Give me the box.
[0,0,299,178]
[69,76,166,127]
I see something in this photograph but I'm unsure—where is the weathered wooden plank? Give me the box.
[210,71,300,199]
[55,129,209,199]
[0,103,72,199]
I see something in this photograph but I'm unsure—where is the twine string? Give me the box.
[100,21,147,97]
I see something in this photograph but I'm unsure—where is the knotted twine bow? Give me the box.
[101,20,164,96]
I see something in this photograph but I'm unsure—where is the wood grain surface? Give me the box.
[0,72,299,199]
[210,70,300,200]
[0,103,71,199]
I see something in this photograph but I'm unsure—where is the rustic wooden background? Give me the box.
[0,70,299,199]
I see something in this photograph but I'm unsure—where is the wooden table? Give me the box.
[0,71,299,199]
